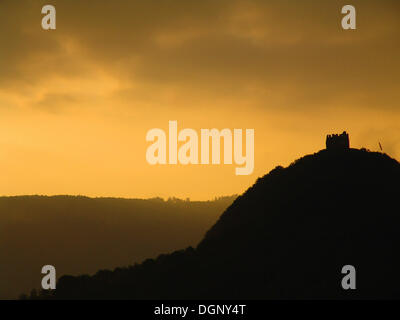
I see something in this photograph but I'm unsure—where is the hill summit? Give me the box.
[36,147,400,299]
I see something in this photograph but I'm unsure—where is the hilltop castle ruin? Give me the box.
[326,131,350,150]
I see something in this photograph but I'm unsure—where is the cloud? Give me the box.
[1,0,399,113]
[0,0,399,199]
[0,1,399,112]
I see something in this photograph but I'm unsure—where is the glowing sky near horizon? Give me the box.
[0,0,399,199]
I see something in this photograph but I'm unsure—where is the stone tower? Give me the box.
[326,131,350,150]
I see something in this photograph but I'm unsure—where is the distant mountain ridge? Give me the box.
[1,195,236,299]
[32,148,400,299]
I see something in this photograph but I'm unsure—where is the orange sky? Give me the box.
[0,0,399,200]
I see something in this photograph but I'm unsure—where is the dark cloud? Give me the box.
[0,0,399,111]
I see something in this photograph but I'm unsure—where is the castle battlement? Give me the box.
[326,131,350,150]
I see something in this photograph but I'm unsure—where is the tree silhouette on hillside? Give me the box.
[30,148,400,299]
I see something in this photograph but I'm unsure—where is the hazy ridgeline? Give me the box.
[32,149,400,300]
[0,195,236,299]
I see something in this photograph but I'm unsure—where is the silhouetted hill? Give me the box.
[33,148,400,299]
[0,195,235,299]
